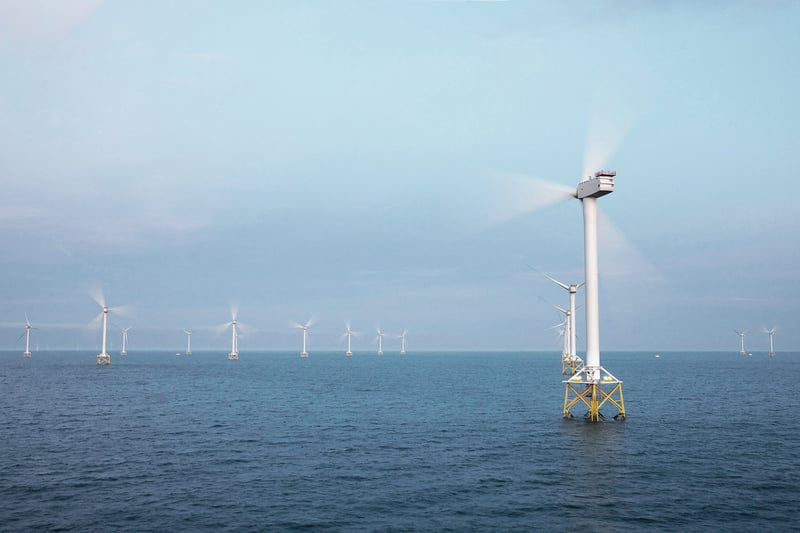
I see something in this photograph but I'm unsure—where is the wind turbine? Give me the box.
[376,327,385,356]
[765,327,776,357]
[292,318,314,358]
[184,329,193,356]
[342,321,357,356]
[510,170,626,421]
[735,330,748,356]
[89,288,129,365]
[542,273,585,375]
[398,329,408,355]
[550,304,579,376]
[20,315,35,358]
[214,306,247,360]
[119,327,131,357]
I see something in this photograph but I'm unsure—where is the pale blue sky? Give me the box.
[1,1,798,353]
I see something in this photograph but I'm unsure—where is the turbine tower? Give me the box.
[184,329,193,356]
[89,288,128,365]
[544,274,584,375]
[293,318,314,358]
[20,315,35,358]
[735,330,747,356]
[765,327,776,357]
[562,171,626,422]
[343,321,356,357]
[398,329,408,355]
[119,327,130,357]
[376,327,385,356]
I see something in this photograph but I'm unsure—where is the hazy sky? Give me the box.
[1,0,798,353]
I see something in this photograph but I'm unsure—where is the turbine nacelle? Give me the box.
[576,171,615,199]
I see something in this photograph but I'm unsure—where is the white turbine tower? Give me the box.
[184,329,193,356]
[293,318,315,358]
[343,321,357,356]
[376,327,385,356]
[119,327,131,357]
[20,315,35,358]
[765,327,776,357]
[89,288,129,365]
[398,329,408,355]
[735,330,748,356]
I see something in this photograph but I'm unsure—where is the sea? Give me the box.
[1,350,798,532]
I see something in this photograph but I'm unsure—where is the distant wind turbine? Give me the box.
[184,329,193,356]
[342,321,357,357]
[19,315,35,358]
[398,329,408,355]
[764,327,776,357]
[541,272,584,375]
[119,327,131,357]
[216,306,246,360]
[292,318,315,358]
[735,330,748,356]
[88,287,129,365]
[376,327,385,356]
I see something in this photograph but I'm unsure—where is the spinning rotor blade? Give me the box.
[89,286,106,308]
[483,174,575,227]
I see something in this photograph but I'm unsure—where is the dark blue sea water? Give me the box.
[1,350,798,531]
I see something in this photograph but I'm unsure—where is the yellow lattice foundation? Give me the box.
[562,367,625,422]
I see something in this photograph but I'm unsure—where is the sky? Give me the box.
[1,0,798,353]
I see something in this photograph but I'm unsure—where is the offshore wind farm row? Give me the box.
[15,303,411,363]
[9,170,784,422]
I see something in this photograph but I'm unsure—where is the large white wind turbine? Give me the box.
[89,288,129,365]
[376,327,385,356]
[398,329,408,355]
[119,327,131,357]
[184,329,193,356]
[293,318,315,358]
[503,166,627,421]
[765,327,776,357]
[20,315,35,358]
[735,330,748,356]
[343,321,357,357]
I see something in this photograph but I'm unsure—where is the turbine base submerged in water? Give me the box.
[96,353,111,365]
[228,352,239,361]
[562,366,625,422]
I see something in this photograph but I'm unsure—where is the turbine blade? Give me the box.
[581,91,638,179]
[482,174,575,227]
[89,286,105,308]
[109,304,131,316]
[543,273,570,291]
[212,322,232,335]
[87,312,104,330]
[596,209,660,281]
